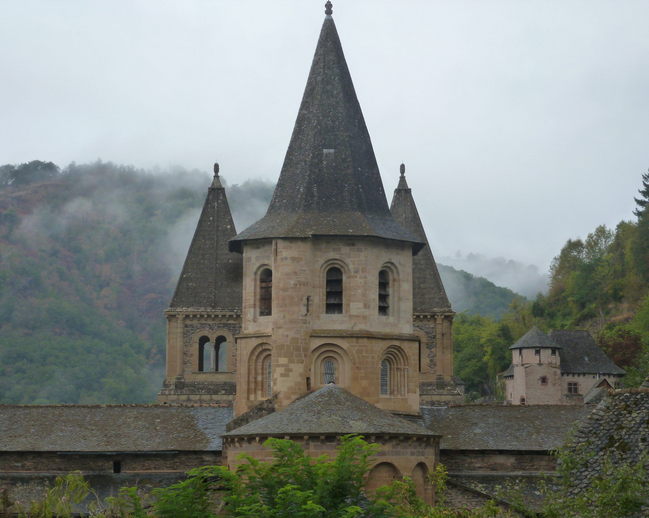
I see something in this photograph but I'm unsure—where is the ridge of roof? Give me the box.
[170,164,242,311]
[508,326,559,350]
[223,384,436,437]
[390,165,452,312]
[230,12,423,254]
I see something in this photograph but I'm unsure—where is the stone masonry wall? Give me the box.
[0,451,221,474]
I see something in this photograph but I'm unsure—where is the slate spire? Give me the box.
[390,165,452,312]
[169,163,242,311]
[230,7,423,254]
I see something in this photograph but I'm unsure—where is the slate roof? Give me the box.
[568,385,649,497]
[390,166,452,313]
[548,330,625,375]
[230,11,423,254]
[421,405,592,450]
[0,405,233,452]
[508,326,561,350]
[223,384,437,437]
[169,169,242,311]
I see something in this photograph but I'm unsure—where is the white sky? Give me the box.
[1,0,648,272]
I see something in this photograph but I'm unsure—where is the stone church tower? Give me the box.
[229,6,429,416]
[390,166,460,405]
[158,167,242,405]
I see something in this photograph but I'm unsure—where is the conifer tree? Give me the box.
[633,169,649,217]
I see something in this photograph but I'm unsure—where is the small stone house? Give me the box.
[503,327,624,405]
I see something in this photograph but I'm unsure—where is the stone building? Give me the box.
[421,404,592,511]
[157,9,461,409]
[0,3,603,513]
[158,166,242,406]
[503,326,624,405]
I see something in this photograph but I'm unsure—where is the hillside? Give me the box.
[0,160,530,404]
[438,264,520,319]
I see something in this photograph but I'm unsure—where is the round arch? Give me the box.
[247,342,272,401]
[311,343,352,389]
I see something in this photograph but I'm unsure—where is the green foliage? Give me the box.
[539,431,649,518]
[0,161,225,403]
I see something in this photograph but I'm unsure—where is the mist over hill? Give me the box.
[0,160,522,404]
[439,253,548,299]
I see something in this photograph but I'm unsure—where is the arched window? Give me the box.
[380,360,389,395]
[323,359,336,384]
[259,268,273,317]
[214,335,227,372]
[267,359,272,397]
[198,336,211,372]
[380,346,408,397]
[378,269,390,316]
[325,267,343,314]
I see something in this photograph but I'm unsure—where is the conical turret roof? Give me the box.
[390,165,452,312]
[230,6,423,254]
[169,165,242,311]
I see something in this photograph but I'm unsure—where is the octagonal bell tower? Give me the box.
[229,5,425,416]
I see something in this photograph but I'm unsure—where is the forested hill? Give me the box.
[0,160,526,404]
[0,161,273,404]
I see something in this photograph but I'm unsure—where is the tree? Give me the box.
[633,169,649,218]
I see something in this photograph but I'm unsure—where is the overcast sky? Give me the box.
[1,0,648,272]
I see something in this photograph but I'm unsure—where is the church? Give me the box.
[0,3,595,512]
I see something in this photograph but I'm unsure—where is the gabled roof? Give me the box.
[169,168,242,311]
[421,405,592,451]
[568,386,649,493]
[390,165,452,313]
[230,8,423,254]
[508,326,560,350]
[548,330,625,375]
[0,405,233,452]
[223,384,436,437]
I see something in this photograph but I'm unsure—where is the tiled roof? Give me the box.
[509,326,560,350]
[230,13,423,254]
[169,171,242,311]
[0,405,233,452]
[568,386,649,494]
[422,405,592,450]
[390,167,452,313]
[223,385,437,437]
[548,330,625,375]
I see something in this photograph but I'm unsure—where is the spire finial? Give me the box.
[211,162,222,188]
[325,1,332,15]
[400,163,405,177]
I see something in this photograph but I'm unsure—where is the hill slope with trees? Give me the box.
[0,159,578,404]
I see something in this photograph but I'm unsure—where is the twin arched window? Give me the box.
[259,268,273,317]
[198,335,228,372]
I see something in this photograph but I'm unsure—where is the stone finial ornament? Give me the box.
[211,162,222,188]
[325,1,333,15]
[400,163,405,177]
